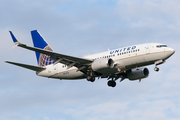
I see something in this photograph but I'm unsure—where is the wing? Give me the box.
[5,61,46,71]
[9,31,93,73]
[16,43,93,64]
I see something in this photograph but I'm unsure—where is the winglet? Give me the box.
[9,31,20,45]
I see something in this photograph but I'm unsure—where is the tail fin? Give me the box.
[31,30,54,67]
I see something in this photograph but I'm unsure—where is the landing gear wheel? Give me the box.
[111,81,116,87]
[87,76,91,81]
[90,76,95,82]
[107,80,116,87]
[87,76,95,82]
[107,81,112,87]
[154,67,159,72]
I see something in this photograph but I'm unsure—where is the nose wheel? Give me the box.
[154,66,159,72]
[154,59,164,72]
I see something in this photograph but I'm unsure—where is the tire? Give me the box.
[91,76,95,82]
[154,67,159,72]
[111,81,116,87]
[87,76,92,81]
[87,76,95,82]
[107,80,116,87]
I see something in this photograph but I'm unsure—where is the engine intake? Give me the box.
[127,68,149,80]
[91,58,114,71]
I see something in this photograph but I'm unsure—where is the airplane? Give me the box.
[6,30,175,87]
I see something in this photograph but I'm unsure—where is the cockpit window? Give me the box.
[156,45,167,48]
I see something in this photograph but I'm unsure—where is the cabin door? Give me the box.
[146,44,151,54]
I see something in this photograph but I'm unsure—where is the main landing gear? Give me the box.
[107,80,116,87]
[106,74,125,87]
[87,76,95,82]
[86,70,95,82]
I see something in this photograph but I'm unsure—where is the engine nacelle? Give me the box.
[91,58,114,71]
[127,68,149,80]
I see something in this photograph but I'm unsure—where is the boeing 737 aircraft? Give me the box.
[6,30,175,87]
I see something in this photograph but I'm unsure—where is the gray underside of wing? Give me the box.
[5,61,46,71]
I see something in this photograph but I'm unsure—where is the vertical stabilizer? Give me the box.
[31,30,54,67]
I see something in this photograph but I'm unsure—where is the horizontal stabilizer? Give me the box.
[5,61,46,71]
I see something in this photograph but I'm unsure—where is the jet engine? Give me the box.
[127,68,149,80]
[91,58,114,71]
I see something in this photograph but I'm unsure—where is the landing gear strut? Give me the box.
[107,80,116,87]
[87,70,95,82]
[154,59,165,72]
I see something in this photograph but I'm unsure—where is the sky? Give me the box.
[0,0,180,120]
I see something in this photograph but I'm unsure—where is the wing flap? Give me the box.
[5,61,46,71]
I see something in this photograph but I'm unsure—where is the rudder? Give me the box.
[31,30,54,67]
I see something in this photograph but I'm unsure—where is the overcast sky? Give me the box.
[0,0,180,120]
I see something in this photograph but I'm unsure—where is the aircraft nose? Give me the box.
[165,47,175,58]
[170,48,175,55]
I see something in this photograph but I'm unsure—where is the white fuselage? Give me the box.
[37,43,175,80]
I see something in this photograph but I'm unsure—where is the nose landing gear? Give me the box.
[154,59,165,72]
[154,66,159,72]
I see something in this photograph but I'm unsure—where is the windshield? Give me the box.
[156,45,167,48]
